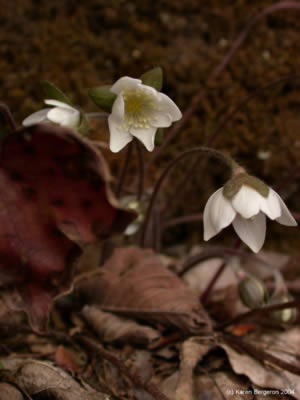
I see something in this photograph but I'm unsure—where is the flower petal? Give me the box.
[22,109,51,127]
[275,195,297,226]
[203,188,236,241]
[232,186,262,219]
[47,107,80,128]
[108,115,133,153]
[130,126,157,152]
[157,92,182,121]
[233,213,266,253]
[259,188,281,220]
[44,99,75,111]
[150,112,172,128]
[110,77,142,95]
[111,94,125,120]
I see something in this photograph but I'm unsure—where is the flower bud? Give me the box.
[269,293,297,323]
[238,276,268,309]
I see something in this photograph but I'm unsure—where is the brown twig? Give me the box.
[145,2,300,175]
[77,336,171,400]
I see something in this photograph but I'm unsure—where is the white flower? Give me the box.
[108,76,182,152]
[203,181,297,253]
[22,100,80,129]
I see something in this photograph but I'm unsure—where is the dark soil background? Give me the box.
[1,0,300,253]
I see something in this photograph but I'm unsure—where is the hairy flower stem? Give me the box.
[0,103,17,131]
[201,240,242,304]
[163,74,300,217]
[116,141,133,197]
[135,140,144,201]
[140,147,239,248]
[219,299,300,330]
[145,2,300,174]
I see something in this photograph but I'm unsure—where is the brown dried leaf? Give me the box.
[1,358,109,400]
[82,305,161,346]
[76,247,212,334]
[175,337,215,400]
[221,327,300,399]
[0,383,24,400]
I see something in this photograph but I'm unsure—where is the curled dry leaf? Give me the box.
[76,247,212,334]
[82,305,161,346]
[0,383,24,400]
[1,358,109,400]
[0,124,135,331]
[221,327,300,399]
[175,337,215,400]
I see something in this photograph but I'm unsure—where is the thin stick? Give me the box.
[145,2,300,173]
[0,103,17,131]
[77,336,171,400]
[218,299,300,330]
[116,141,133,198]
[135,140,144,201]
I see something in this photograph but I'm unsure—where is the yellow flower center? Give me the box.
[122,89,159,131]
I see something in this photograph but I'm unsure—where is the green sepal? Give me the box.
[223,173,270,199]
[42,81,72,105]
[140,67,163,91]
[0,361,3,369]
[77,112,89,136]
[154,128,164,146]
[88,86,117,113]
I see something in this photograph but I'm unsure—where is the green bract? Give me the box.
[88,86,117,113]
[42,81,72,105]
[140,67,163,91]
[77,112,89,136]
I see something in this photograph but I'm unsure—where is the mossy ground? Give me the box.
[1,0,300,252]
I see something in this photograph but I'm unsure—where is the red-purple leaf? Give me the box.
[0,124,135,331]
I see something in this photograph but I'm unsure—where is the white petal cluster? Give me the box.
[204,184,297,253]
[108,77,182,152]
[22,100,80,130]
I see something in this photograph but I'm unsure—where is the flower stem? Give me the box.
[0,103,17,131]
[86,112,108,120]
[218,298,300,331]
[134,140,144,201]
[200,240,242,304]
[139,147,239,248]
[162,74,300,217]
[116,141,133,198]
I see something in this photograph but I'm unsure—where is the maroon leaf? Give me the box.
[76,247,212,334]
[0,124,135,331]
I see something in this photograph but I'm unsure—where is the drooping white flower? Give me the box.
[203,174,297,253]
[22,99,80,130]
[108,76,182,152]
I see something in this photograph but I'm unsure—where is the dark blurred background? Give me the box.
[1,0,300,252]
